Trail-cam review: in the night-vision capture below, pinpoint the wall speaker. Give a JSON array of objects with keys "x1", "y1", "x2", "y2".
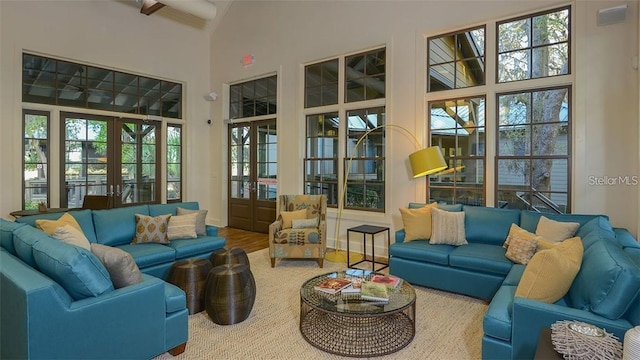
[{"x1": 598, "y1": 4, "x2": 627, "y2": 26}]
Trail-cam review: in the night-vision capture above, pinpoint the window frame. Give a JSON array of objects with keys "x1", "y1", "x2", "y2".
[
  {"x1": 166, "y1": 123, "x2": 182, "y2": 203},
  {"x1": 22, "y1": 109, "x2": 50, "y2": 210}
]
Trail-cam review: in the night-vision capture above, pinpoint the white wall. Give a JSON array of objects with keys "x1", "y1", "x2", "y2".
[
  {"x1": 210, "y1": 0, "x2": 639, "y2": 252},
  {"x1": 0, "y1": 1, "x2": 217, "y2": 222}
]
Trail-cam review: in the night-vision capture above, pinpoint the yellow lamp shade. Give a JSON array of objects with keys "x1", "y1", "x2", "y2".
[{"x1": 409, "y1": 146, "x2": 447, "y2": 178}]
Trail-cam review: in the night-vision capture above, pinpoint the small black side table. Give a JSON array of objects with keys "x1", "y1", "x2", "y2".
[{"x1": 347, "y1": 224, "x2": 390, "y2": 272}]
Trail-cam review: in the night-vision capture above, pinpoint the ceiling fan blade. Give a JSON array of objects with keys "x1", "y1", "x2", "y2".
[{"x1": 140, "y1": 0, "x2": 165, "y2": 16}]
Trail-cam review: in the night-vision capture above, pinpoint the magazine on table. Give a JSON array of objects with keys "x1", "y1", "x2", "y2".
[
  {"x1": 360, "y1": 280, "x2": 389, "y2": 302},
  {"x1": 369, "y1": 274, "x2": 403, "y2": 290},
  {"x1": 314, "y1": 278, "x2": 353, "y2": 294}
]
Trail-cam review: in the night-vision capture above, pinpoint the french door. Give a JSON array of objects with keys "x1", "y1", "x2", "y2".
[
  {"x1": 228, "y1": 120, "x2": 277, "y2": 233},
  {"x1": 60, "y1": 112, "x2": 160, "y2": 208}
]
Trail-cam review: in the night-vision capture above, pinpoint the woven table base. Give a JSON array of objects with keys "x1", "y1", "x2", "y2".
[{"x1": 300, "y1": 309, "x2": 415, "y2": 357}]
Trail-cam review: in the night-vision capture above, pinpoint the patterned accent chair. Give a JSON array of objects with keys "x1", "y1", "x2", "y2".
[{"x1": 269, "y1": 194, "x2": 326, "y2": 268}]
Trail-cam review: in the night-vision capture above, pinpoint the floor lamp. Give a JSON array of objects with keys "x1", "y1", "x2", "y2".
[{"x1": 325, "y1": 124, "x2": 448, "y2": 263}]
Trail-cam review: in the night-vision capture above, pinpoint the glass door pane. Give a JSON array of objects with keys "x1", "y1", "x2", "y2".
[
  {"x1": 230, "y1": 125, "x2": 251, "y2": 199},
  {"x1": 257, "y1": 122, "x2": 277, "y2": 201},
  {"x1": 118, "y1": 121, "x2": 158, "y2": 205}
]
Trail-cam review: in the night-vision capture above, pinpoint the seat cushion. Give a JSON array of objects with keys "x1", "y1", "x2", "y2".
[
  {"x1": 165, "y1": 282, "x2": 187, "y2": 313},
  {"x1": 389, "y1": 241, "x2": 454, "y2": 265},
  {"x1": 165, "y1": 236, "x2": 226, "y2": 260},
  {"x1": 115, "y1": 243, "x2": 176, "y2": 268},
  {"x1": 449, "y1": 243, "x2": 512, "y2": 275}
]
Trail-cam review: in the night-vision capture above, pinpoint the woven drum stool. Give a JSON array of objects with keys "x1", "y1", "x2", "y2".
[
  {"x1": 209, "y1": 247, "x2": 250, "y2": 269},
  {"x1": 204, "y1": 263, "x2": 256, "y2": 325},
  {"x1": 166, "y1": 258, "x2": 212, "y2": 314}
]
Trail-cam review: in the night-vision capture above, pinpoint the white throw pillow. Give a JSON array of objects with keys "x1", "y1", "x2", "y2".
[
  {"x1": 52, "y1": 224, "x2": 91, "y2": 250},
  {"x1": 535, "y1": 216, "x2": 579, "y2": 243},
  {"x1": 291, "y1": 218, "x2": 318, "y2": 229},
  {"x1": 177, "y1": 207, "x2": 208, "y2": 236},
  {"x1": 429, "y1": 208, "x2": 467, "y2": 246},
  {"x1": 90, "y1": 243, "x2": 144, "y2": 289},
  {"x1": 167, "y1": 212, "x2": 198, "y2": 240}
]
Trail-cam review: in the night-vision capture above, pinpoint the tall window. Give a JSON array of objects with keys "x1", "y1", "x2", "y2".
[
  {"x1": 429, "y1": 97, "x2": 485, "y2": 205},
  {"x1": 427, "y1": 6, "x2": 571, "y2": 212},
  {"x1": 167, "y1": 124, "x2": 182, "y2": 202},
  {"x1": 23, "y1": 110, "x2": 50, "y2": 209},
  {"x1": 304, "y1": 48, "x2": 386, "y2": 211}
]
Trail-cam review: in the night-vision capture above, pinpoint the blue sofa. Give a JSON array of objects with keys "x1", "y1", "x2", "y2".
[
  {"x1": 389, "y1": 203, "x2": 640, "y2": 359},
  {"x1": 0, "y1": 202, "x2": 226, "y2": 359}
]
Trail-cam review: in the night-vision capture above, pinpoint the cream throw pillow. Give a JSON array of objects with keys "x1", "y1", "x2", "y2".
[
  {"x1": 280, "y1": 209, "x2": 307, "y2": 229},
  {"x1": 52, "y1": 224, "x2": 91, "y2": 250},
  {"x1": 429, "y1": 208, "x2": 467, "y2": 246},
  {"x1": 167, "y1": 212, "x2": 198, "y2": 240},
  {"x1": 176, "y1": 207, "x2": 208, "y2": 236},
  {"x1": 36, "y1": 213, "x2": 82, "y2": 235},
  {"x1": 132, "y1": 214, "x2": 171, "y2": 244},
  {"x1": 535, "y1": 216, "x2": 579, "y2": 243},
  {"x1": 291, "y1": 218, "x2": 319, "y2": 229},
  {"x1": 399, "y1": 203, "x2": 438, "y2": 242},
  {"x1": 515, "y1": 236, "x2": 583, "y2": 303}
]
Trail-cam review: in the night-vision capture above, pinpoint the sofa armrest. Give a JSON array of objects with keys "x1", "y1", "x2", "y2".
[
  {"x1": 512, "y1": 297, "x2": 632, "y2": 360},
  {"x1": 395, "y1": 229, "x2": 406, "y2": 244},
  {"x1": 206, "y1": 224, "x2": 219, "y2": 237}
]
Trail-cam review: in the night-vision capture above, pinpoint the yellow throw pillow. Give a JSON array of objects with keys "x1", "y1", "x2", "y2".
[
  {"x1": 280, "y1": 209, "x2": 308, "y2": 229},
  {"x1": 503, "y1": 223, "x2": 538, "y2": 248},
  {"x1": 399, "y1": 203, "x2": 438, "y2": 242},
  {"x1": 535, "y1": 216, "x2": 579, "y2": 243},
  {"x1": 36, "y1": 213, "x2": 82, "y2": 235},
  {"x1": 515, "y1": 237, "x2": 583, "y2": 303},
  {"x1": 505, "y1": 234, "x2": 538, "y2": 265}
]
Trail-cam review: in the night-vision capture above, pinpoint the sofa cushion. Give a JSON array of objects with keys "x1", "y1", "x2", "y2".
[
  {"x1": 115, "y1": 243, "x2": 176, "y2": 268},
  {"x1": 32, "y1": 236, "x2": 113, "y2": 300},
  {"x1": 52, "y1": 224, "x2": 91, "y2": 250},
  {"x1": 165, "y1": 236, "x2": 226, "y2": 260},
  {"x1": 148, "y1": 201, "x2": 199, "y2": 216},
  {"x1": 535, "y1": 216, "x2": 579, "y2": 243},
  {"x1": 389, "y1": 240, "x2": 454, "y2": 265},
  {"x1": 165, "y1": 282, "x2": 187, "y2": 313},
  {"x1": 1, "y1": 218, "x2": 25, "y2": 255},
  {"x1": 568, "y1": 240, "x2": 640, "y2": 320},
  {"x1": 15, "y1": 209, "x2": 97, "y2": 243},
  {"x1": 132, "y1": 214, "x2": 171, "y2": 244},
  {"x1": 519, "y1": 211, "x2": 607, "y2": 234},
  {"x1": 167, "y1": 213, "x2": 198, "y2": 240},
  {"x1": 464, "y1": 206, "x2": 520, "y2": 246},
  {"x1": 574, "y1": 217, "x2": 616, "y2": 249},
  {"x1": 399, "y1": 203, "x2": 438, "y2": 241},
  {"x1": 430, "y1": 208, "x2": 467, "y2": 246},
  {"x1": 449, "y1": 243, "x2": 512, "y2": 275},
  {"x1": 13, "y1": 225, "x2": 55, "y2": 268},
  {"x1": 90, "y1": 243, "x2": 143, "y2": 289},
  {"x1": 483, "y1": 285, "x2": 516, "y2": 341},
  {"x1": 516, "y1": 237, "x2": 583, "y2": 303},
  {"x1": 93, "y1": 205, "x2": 149, "y2": 246},
  {"x1": 177, "y1": 207, "x2": 208, "y2": 236}
]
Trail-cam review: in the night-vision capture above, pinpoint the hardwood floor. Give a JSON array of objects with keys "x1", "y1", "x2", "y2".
[{"x1": 217, "y1": 227, "x2": 269, "y2": 254}]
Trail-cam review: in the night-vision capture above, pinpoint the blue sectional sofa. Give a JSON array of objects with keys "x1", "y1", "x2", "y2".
[
  {"x1": 0, "y1": 202, "x2": 226, "y2": 359},
  {"x1": 389, "y1": 203, "x2": 640, "y2": 360}
]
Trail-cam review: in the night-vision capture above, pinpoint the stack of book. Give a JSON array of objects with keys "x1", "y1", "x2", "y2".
[
  {"x1": 360, "y1": 281, "x2": 390, "y2": 303},
  {"x1": 369, "y1": 274, "x2": 402, "y2": 290},
  {"x1": 314, "y1": 277, "x2": 352, "y2": 294}
]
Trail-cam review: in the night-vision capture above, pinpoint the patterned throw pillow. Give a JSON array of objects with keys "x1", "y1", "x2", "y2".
[
  {"x1": 505, "y1": 234, "x2": 538, "y2": 264},
  {"x1": 429, "y1": 208, "x2": 467, "y2": 246},
  {"x1": 132, "y1": 214, "x2": 170, "y2": 244},
  {"x1": 167, "y1": 213, "x2": 198, "y2": 240}
]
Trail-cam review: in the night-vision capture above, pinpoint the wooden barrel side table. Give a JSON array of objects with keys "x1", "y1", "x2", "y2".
[
  {"x1": 209, "y1": 247, "x2": 250, "y2": 269},
  {"x1": 166, "y1": 258, "x2": 213, "y2": 315},
  {"x1": 204, "y1": 263, "x2": 256, "y2": 325}
]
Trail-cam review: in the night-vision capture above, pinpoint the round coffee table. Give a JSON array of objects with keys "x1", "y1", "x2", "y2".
[{"x1": 299, "y1": 271, "x2": 416, "y2": 357}]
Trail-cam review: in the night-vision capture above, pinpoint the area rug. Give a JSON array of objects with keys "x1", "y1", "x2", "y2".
[{"x1": 154, "y1": 249, "x2": 487, "y2": 359}]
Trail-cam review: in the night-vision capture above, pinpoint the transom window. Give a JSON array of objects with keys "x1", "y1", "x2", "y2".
[{"x1": 428, "y1": 26, "x2": 485, "y2": 92}]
